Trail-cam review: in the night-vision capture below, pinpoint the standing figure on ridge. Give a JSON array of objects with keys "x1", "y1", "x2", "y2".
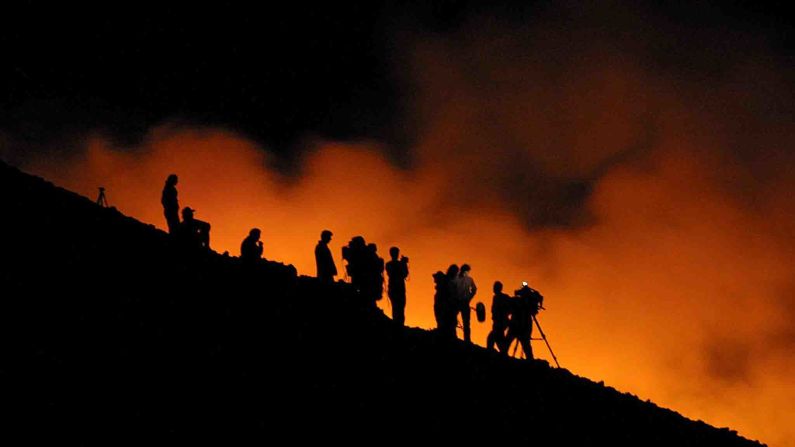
[
  {"x1": 240, "y1": 228, "x2": 264, "y2": 263},
  {"x1": 315, "y1": 229, "x2": 337, "y2": 283},
  {"x1": 432, "y1": 271, "x2": 448, "y2": 333},
  {"x1": 486, "y1": 281, "x2": 511, "y2": 354},
  {"x1": 455, "y1": 264, "x2": 477, "y2": 343},
  {"x1": 365, "y1": 243, "x2": 385, "y2": 306},
  {"x1": 433, "y1": 264, "x2": 459, "y2": 339},
  {"x1": 161, "y1": 174, "x2": 180, "y2": 234},
  {"x1": 385, "y1": 246, "x2": 409, "y2": 326},
  {"x1": 506, "y1": 282, "x2": 543, "y2": 360}
]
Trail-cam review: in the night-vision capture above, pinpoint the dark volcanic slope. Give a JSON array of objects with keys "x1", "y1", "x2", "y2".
[{"x1": 0, "y1": 160, "x2": 763, "y2": 446}]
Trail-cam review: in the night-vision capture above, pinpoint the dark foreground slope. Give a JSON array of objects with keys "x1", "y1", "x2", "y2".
[{"x1": 0, "y1": 161, "x2": 763, "y2": 446}]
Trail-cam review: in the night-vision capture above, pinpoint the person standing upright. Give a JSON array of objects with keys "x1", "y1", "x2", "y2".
[
  {"x1": 455, "y1": 264, "x2": 477, "y2": 343},
  {"x1": 315, "y1": 229, "x2": 337, "y2": 283},
  {"x1": 486, "y1": 281, "x2": 511, "y2": 354},
  {"x1": 161, "y1": 174, "x2": 180, "y2": 234},
  {"x1": 385, "y1": 246, "x2": 409, "y2": 326}
]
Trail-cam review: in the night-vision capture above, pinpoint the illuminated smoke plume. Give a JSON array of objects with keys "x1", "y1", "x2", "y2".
[{"x1": 3, "y1": 3, "x2": 795, "y2": 446}]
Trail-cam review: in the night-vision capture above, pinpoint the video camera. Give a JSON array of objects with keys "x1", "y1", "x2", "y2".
[
  {"x1": 515, "y1": 281, "x2": 544, "y2": 313},
  {"x1": 341, "y1": 236, "x2": 366, "y2": 262}
]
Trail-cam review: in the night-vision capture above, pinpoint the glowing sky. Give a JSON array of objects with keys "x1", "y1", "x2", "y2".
[{"x1": 3, "y1": 3, "x2": 794, "y2": 445}]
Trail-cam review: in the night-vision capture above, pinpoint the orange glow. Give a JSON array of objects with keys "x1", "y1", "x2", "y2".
[
  {"x1": 21, "y1": 125, "x2": 794, "y2": 446},
  {"x1": 14, "y1": 26, "x2": 795, "y2": 446}
]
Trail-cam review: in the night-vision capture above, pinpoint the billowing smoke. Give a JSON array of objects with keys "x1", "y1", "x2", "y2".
[{"x1": 3, "y1": 2, "x2": 795, "y2": 445}]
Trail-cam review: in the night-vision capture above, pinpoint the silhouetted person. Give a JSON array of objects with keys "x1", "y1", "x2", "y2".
[
  {"x1": 342, "y1": 236, "x2": 382, "y2": 306},
  {"x1": 315, "y1": 230, "x2": 337, "y2": 283},
  {"x1": 240, "y1": 228, "x2": 263, "y2": 263},
  {"x1": 455, "y1": 264, "x2": 477, "y2": 343},
  {"x1": 486, "y1": 281, "x2": 511, "y2": 354},
  {"x1": 161, "y1": 174, "x2": 180, "y2": 234},
  {"x1": 506, "y1": 283, "x2": 542, "y2": 360},
  {"x1": 433, "y1": 264, "x2": 459, "y2": 338},
  {"x1": 385, "y1": 246, "x2": 409, "y2": 326},
  {"x1": 364, "y1": 243, "x2": 385, "y2": 305},
  {"x1": 178, "y1": 207, "x2": 211, "y2": 250},
  {"x1": 433, "y1": 271, "x2": 448, "y2": 333}
]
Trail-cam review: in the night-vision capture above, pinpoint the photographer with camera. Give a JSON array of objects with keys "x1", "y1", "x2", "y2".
[
  {"x1": 385, "y1": 246, "x2": 409, "y2": 326},
  {"x1": 341, "y1": 236, "x2": 384, "y2": 307},
  {"x1": 506, "y1": 281, "x2": 543, "y2": 360},
  {"x1": 341, "y1": 235, "x2": 366, "y2": 287}
]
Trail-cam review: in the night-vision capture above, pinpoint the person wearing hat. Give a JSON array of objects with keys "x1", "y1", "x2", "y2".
[
  {"x1": 179, "y1": 206, "x2": 211, "y2": 250},
  {"x1": 315, "y1": 229, "x2": 337, "y2": 283}
]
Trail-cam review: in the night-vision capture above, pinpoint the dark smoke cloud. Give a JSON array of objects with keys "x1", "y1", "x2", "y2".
[
  {"x1": 0, "y1": 3, "x2": 397, "y2": 158},
  {"x1": 704, "y1": 337, "x2": 753, "y2": 384},
  {"x1": 384, "y1": 1, "x2": 795, "y2": 230}
]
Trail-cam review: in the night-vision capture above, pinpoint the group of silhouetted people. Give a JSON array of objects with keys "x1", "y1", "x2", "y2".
[
  {"x1": 432, "y1": 264, "x2": 478, "y2": 342},
  {"x1": 341, "y1": 236, "x2": 385, "y2": 306},
  {"x1": 161, "y1": 174, "x2": 211, "y2": 251},
  {"x1": 160, "y1": 174, "x2": 548, "y2": 354},
  {"x1": 486, "y1": 281, "x2": 543, "y2": 359},
  {"x1": 313, "y1": 230, "x2": 410, "y2": 326}
]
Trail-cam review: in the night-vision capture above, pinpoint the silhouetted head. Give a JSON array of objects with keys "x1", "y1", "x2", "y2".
[
  {"x1": 493, "y1": 281, "x2": 503, "y2": 293},
  {"x1": 460, "y1": 264, "x2": 471, "y2": 276},
  {"x1": 166, "y1": 174, "x2": 178, "y2": 186},
  {"x1": 351, "y1": 236, "x2": 365, "y2": 247},
  {"x1": 321, "y1": 230, "x2": 333, "y2": 243},
  {"x1": 389, "y1": 246, "x2": 399, "y2": 260},
  {"x1": 446, "y1": 264, "x2": 459, "y2": 278},
  {"x1": 249, "y1": 228, "x2": 261, "y2": 240},
  {"x1": 368, "y1": 243, "x2": 377, "y2": 253},
  {"x1": 182, "y1": 207, "x2": 195, "y2": 219}
]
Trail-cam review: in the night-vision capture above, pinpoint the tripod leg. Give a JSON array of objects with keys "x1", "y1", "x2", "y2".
[{"x1": 532, "y1": 315, "x2": 560, "y2": 368}]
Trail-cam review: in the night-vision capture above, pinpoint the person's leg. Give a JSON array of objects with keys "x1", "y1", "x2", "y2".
[
  {"x1": 521, "y1": 337, "x2": 534, "y2": 360},
  {"x1": 487, "y1": 328, "x2": 496, "y2": 350},
  {"x1": 165, "y1": 210, "x2": 179, "y2": 234},
  {"x1": 461, "y1": 304, "x2": 471, "y2": 342},
  {"x1": 395, "y1": 294, "x2": 405, "y2": 326},
  {"x1": 522, "y1": 326, "x2": 534, "y2": 360},
  {"x1": 496, "y1": 324, "x2": 509, "y2": 354}
]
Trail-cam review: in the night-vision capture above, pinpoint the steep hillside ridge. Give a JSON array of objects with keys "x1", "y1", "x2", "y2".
[{"x1": 0, "y1": 160, "x2": 763, "y2": 445}]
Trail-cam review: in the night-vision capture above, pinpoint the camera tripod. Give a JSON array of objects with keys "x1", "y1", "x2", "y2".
[
  {"x1": 96, "y1": 187, "x2": 108, "y2": 207},
  {"x1": 510, "y1": 313, "x2": 560, "y2": 368}
]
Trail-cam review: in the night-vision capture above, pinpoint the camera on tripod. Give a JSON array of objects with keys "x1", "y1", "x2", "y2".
[{"x1": 515, "y1": 281, "x2": 544, "y2": 315}]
